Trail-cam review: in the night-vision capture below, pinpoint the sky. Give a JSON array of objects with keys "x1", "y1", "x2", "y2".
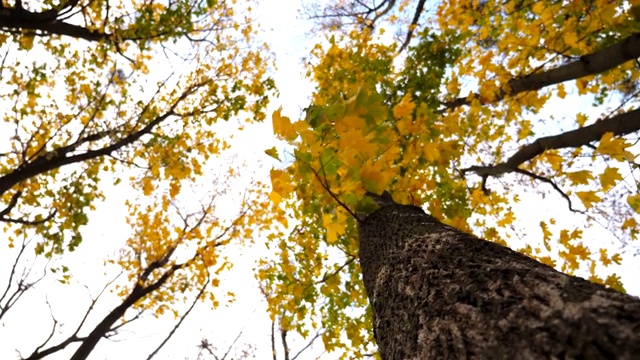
[{"x1": 1, "y1": 0, "x2": 639, "y2": 359}]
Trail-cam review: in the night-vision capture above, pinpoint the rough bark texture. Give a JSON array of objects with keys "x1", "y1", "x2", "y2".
[{"x1": 358, "y1": 202, "x2": 640, "y2": 360}]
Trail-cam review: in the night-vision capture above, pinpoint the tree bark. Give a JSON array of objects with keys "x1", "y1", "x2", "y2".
[{"x1": 357, "y1": 201, "x2": 640, "y2": 360}]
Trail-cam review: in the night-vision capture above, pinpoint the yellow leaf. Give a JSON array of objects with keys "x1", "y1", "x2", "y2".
[
  {"x1": 272, "y1": 108, "x2": 296, "y2": 141},
  {"x1": 604, "y1": 274, "x2": 625, "y2": 293},
  {"x1": 611, "y1": 253, "x2": 622, "y2": 265},
  {"x1": 566, "y1": 170, "x2": 593, "y2": 185},
  {"x1": 264, "y1": 146, "x2": 280, "y2": 161},
  {"x1": 359, "y1": 162, "x2": 392, "y2": 195},
  {"x1": 599, "y1": 248, "x2": 611, "y2": 266},
  {"x1": 322, "y1": 214, "x2": 344, "y2": 244},
  {"x1": 141, "y1": 176, "x2": 154, "y2": 196},
  {"x1": 19, "y1": 34, "x2": 35, "y2": 50},
  {"x1": 470, "y1": 188, "x2": 488, "y2": 207},
  {"x1": 292, "y1": 283, "x2": 303, "y2": 298},
  {"x1": 393, "y1": 94, "x2": 415, "y2": 119},
  {"x1": 544, "y1": 152, "x2": 563, "y2": 172},
  {"x1": 169, "y1": 181, "x2": 180, "y2": 198},
  {"x1": 497, "y1": 210, "x2": 515, "y2": 227},
  {"x1": 564, "y1": 32, "x2": 578, "y2": 48},
  {"x1": 540, "y1": 221, "x2": 552, "y2": 242},
  {"x1": 270, "y1": 169, "x2": 292, "y2": 200},
  {"x1": 538, "y1": 256, "x2": 556, "y2": 268},
  {"x1": 269, "y1": 191, "x2": 282, "y2": 204},
  {"x1": 576, "y1": 78, "x2": 589, "y2": 94},
  {"x1": 556, "y1": 84, "x2": 566, "y2": 99},
  {"x1": 622, "y1": 217, "x2": 637, "y2": 230},
  {"x1": 572, "y1": 243, "x2": 590, "y2": 260},
  {"x1": 599, "y1": 166, "x2": 622, "y2": 191},
  {"x1": 596, "y1": 132, "x2": 633, "y2": 161},
  {"x1": 576, "y1": 191, "x2": 600, "y2": 209},
  {"x1": 627, "y1": 194, "x2": 640, "y2": 212},
  {"x1": 532, "y1": 1, "x2": 544, "y2": 14},
  {"x1": 449, "y1": 216, "x2": 469, "y2": 231},
  {"x1": 423, "y1": 142, "x2": 441, "y2": 163}
]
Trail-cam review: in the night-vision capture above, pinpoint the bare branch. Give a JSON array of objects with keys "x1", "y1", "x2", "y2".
[
  {"x1": 1, "y1": 209, "x2": 57, "y2": 225},
  {"x1": 0, "y1": 191, "x2": 20, "y2": 218},
  {"x1": 220, "y1": 316, "x2": 248, "y2": 360},
  {"x1": 68, "y1": 261, "x2": 184, "y2": 360},
  {"x1": 290, "y1": 329, "x2": 324, "y2": 360},
  {"x1": 270, "y1": 316, "x2": 277, "y2": 360},
  {"x1": 398, "y1": 0, "x2": 426, "y2": 53},
  {"x1": 281, "y1": 326, "x2": 290, "y2": 360},
  {"x1": 513, "y1": 168, "x2": 583, "y2": 213},
  {"x1": 146, "y1": 276, "x2": 211, "y2": 360},
  {"x1": 0, "y1": 236, "x2": 48, "y2": 322}
]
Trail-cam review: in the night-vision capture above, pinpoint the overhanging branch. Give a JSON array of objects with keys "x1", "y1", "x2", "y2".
[
  {"x1": 442, "y1": 32, "x2": 640, "y2": 110},
  {"x1": 0, "y1": 2, "x2": 110, "y2": 42},
  {"x1": 0, "y1": 79, "x2": 210, "y2": 198},
  {"x1": 461, "y1": 107, "x2": 640, "y2": 179}
]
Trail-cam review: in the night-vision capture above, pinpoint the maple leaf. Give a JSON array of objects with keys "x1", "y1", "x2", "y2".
[
  {"x1": 265, "y1": 147, "x2": 281, "y2": 161},
  {"x1": 323, "y1": 214, "x2": 345, "y2": 244},
  {"x1": 627, "y1": 194, "x2": 640, "y2": 213},
  {"x1": 566, "y1": 170, "x2": 593, "y2": 185},
  {"x1": 596, "y1": 132, "x2": 634, "y2": 162},
  {"x1": 272, "y1": 108, "x2": 297, "y2": 141},
  {"x1": 577, "y1": 191, "x2": 601, "y2": 209},
  {"x1": 599, "y1": 166, "x2": 622, "y2": 191},
  {"x1": 393, "y1": 94, "x2": 415, "y2": 119}
]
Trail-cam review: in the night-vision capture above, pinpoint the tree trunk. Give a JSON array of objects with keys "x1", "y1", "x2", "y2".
[{"x1": 357, "y1": 202, "x2": 640, "y2": 360}]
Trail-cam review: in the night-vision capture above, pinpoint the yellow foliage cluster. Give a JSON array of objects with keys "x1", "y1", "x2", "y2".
[
  {"x1": 0, "y1": 0, "x2": 276, "y2": 340},
  {"x1": 261, "y1": 0, "x2": 640, "y2": 356}
]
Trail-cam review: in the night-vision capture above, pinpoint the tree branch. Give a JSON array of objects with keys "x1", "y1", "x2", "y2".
[
  {"x1": 442, "y1": 32, "x2": 640, "y2": 110},
  {"x1": 513, "y1": 168, "x2": 582, "y2": 213},
  {"x1": 68, "y1": 262, "x2": 184, "y2": 360},
  {"x1": 0, "y1": 6, "x2": 109, "y2": 41},
  {"x1": 280, "y1": 321, "x2": 290, "y2": 360},
  {"x1": 0, "y1": 79, "x2": 210, "y2": 197},
  {"x1": 398, "y1": 0, "x2": 426, "y2": 53},
  {"x1": 461, "y1": 107, "x2": 640, "y2": 179},
  {"x1": 146, "y1": 276, "x2": 211, "y2": 360}
]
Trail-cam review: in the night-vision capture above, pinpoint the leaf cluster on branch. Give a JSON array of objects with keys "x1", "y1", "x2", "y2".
[
  {"x1": 263, "y1": 0, "x2": 640, "y2": 357},
  {"x1": 1, "y1": 0, "x2": 277, "y2": 358}
]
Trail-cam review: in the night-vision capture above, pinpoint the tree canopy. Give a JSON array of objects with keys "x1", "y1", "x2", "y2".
[
  {"x1": 1, "y1": 0, "x2": 639, "y2": 358},
  {"x1": 261, "y1": 0, "x2": 640, "y2": 357},
  {"x1": 1, "y1": 0, "x2": 276, "y2": 358}
]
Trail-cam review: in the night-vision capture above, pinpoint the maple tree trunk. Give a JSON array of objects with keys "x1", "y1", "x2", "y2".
[{"x1": 357, "y1": 203, "x2": 640, "y2": 360}]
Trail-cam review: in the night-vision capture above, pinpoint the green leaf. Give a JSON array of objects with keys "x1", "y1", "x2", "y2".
[{"x1": 265, "y1": 146, "x2": 281, "y2": 161}]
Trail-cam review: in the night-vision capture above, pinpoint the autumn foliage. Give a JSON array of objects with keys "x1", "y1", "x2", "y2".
[
  {"x1": 1, "y1": 0, "x2": 639, "y2": 358},
  {"x1": 261, "y1": 0, "x2": 640, "y2": 357},
  {"x1": 1, "y1": 0, "x2": 275, "y2": 358}
]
